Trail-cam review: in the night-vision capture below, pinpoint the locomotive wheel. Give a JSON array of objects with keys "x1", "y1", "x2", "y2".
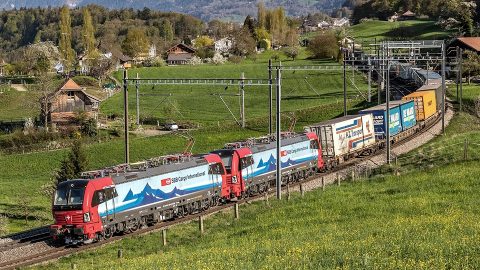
[{"x1": 103, "y1": 227, "x2": 113, "y2": 239}]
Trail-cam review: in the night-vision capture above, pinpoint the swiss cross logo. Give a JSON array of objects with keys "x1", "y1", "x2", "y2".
[
  {"x1": 161, "y1": 178, "x2": 172, "y2": 186},
  {"x1": 281, "y1": 150, "x2": 287, "y2": 157}
]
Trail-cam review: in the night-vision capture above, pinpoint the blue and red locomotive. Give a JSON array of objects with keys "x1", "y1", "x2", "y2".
[{"x1": 50, "y1": 132, "x2": 322, "y2": 244}]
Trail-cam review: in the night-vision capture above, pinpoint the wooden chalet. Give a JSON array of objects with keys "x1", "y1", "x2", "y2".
[
  {"x1": 44, "y1": 78, "x2": 101, "y2": 126},
  {"x1": 166, "y1": 43, "x2": 196, "y2": 65},
  {"x1": 448, "y1": 37, "x2": 480, "y2": 55}
]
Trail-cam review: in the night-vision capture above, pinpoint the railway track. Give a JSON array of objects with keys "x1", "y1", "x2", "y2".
[{"x1": 0, "y1": 107, "x2": 452, "y2": 270}]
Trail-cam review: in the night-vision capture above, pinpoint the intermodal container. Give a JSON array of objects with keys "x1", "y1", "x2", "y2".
[
  {"x1": 402, "y1": 90, "x2": 437, "y2": 121},
  {"x1": 358, "y1": 103, "x2": 402, "y2": 140},
  {"x1": 390, "y1": 100, "x2": 417, "y2": 131},
  {"x1": 417, "y1": 83, "x2": 443, "y2": 111},
  {"x1": 304, "y1": 114, "x2": 376, "y2": 159}
]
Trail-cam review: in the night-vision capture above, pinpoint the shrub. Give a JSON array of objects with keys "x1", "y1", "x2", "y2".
[
  {"x1": 307, "y1": 31, "x2": 340, "y2": 60},
  {"x1": 258, "y1": 39, "x2": 271, "y2": 50},
  {"x1": 80, "y1": 118, "x2": 98, "y2": 137},
  {"x1": 212, "y1": 53, "x2": 227, "y2": 65},
  {"x1": 188, "y1": 56, "x2": 203, "y2": 65},
  {"x1": 229, "y1": 55, "x2": 243, "y2": 64}
]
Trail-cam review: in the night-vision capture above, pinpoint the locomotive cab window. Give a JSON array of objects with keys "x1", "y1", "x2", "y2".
[
  {"x1": 240, "y1": 156, "x2": 254, "y2": 170},
  {"x1": 92, "y1": 187, "x2": 118, "y2": 207},
  {"x1": 209, "y1": 163, "x2": 225, "y2": 175},
  {"x1": 310, "y1": 139, "x2": 320, "y2": 150},
  {"x1": 53, "y1": 180, "x2": 88, "y2": 210}
]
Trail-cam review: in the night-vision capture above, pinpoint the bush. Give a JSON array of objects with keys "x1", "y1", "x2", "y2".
[
  {"x1": 80, "y1": 118, "x2": 98, "y2": 137},
  {"x1": 212, "y1": 53, "x2": 227, "y2": 65},
  {"x1": 229, "y1": 55, "x2": 243, "y2": 64},
  {"x1": 258, "y1": 39, "x2": 271, "y2": 50},
  {"x1": 283, "y1": 46, "x2": 299, "y2": 61},
  {"x1": 188, "y1": 56, "x2": 203, "y2": 65},
  {"x1": 307, "y1": 31, "x2": 340, "y2": 60}
]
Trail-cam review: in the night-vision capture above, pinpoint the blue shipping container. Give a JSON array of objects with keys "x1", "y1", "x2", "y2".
[
  {"x1": 358, "y1": 103, "x2": 402, "y2": 140},
  {"x1": 391, "y1": 100, "x2": 416, "y2": 131}
]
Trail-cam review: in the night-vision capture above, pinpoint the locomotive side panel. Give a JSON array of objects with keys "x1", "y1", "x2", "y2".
[{"x1": 99, "y1": 164, "x2": 221, "y2": 223}]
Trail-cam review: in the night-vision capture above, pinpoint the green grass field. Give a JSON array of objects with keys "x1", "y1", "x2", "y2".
[
  {"x1": 350, "y1": 20, "x2": 451, "y2": 41},
  {"x1": 447, "y1": 83, "x2": 480, "y2": 113},
  {"x1": 0, "y1": 87, "x2": 38, "y2": 121},
  {"x1": 101, "y1": 50, "x2": 370, "y2": 126}
]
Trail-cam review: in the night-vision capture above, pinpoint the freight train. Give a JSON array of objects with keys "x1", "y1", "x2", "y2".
[{"x1": 50, "y1": 70, "x2": 444, "y2": 245}]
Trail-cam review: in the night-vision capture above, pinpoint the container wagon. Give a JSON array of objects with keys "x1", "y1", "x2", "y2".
[
  {"x1": 304, "y1": 114, "x2": 376, "y2": 169},
  {"x1": 402, "y1": 90, "x2": 438, "y2": 126},
  {"x1": 358, "y1": 103, "x2": 402, "y2": 141},
  {"x1": 417, "y1": 83, "x2": 444, "y2": 112}
]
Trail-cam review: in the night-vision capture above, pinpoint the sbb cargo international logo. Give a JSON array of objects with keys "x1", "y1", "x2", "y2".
[
  {"x1": 281, "y1": 150, "x2": 287, "y2": 157},
  {"x1": 161, "y1": 178, "x2": 172, "y2": 186}
]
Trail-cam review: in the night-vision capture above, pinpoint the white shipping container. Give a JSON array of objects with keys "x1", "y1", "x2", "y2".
[{"x1": 305, "y1": 114, "x2": 376, "y2": 159}]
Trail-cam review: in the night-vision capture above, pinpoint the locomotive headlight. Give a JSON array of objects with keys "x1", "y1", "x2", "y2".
[{"x1": 83, "y1": 212, "x2": 91, "y2": 223}]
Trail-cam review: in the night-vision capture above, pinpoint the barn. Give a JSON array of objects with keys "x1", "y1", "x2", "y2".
[{"x1": 43, "y1": 78, "x2": 101, "y2": 126}]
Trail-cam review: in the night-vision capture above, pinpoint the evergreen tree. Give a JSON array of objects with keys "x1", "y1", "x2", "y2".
[
  {"x1": 81, "y1": 7, "x2": 97, "y2": 58},
  {"x1": 162, "y1": 19, "x2": 174, "y2": 43},
  {"x1": 56, "y1": 139, "x2": 88, "y2": 182},
  {"x1": 59, "y1": 6, "x2": 75, "y2": 71}
]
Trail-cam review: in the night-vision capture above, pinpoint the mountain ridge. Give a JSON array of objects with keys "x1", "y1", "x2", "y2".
[{"x1": 0, "y1": 0, "x2": 345, "y2": 21}]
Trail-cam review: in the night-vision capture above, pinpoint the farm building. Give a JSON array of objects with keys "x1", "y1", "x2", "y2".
[
  {"x1": 399, "y1": 10, "x2": 416, "y2": 20},
  {"x1": 166, "y1": 43, "x2": 196, "y2": 65},
  {"x1": 448, "y1": 37, "x2": 480, "y2": 55},
  {"x1": 43, "y1": 78, "x2": 101, "y2": 126}
]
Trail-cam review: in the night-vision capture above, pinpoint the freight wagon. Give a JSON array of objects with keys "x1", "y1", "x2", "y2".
[
  {"x1": 402, "y1": 90, "x2": 438, "y2": 125},
  {"x1": 417, "y1": 83, "x2": 444, "y2": 112},
  {"x1": 304, "y1": 114, "x2": 376, "y2": 169},
  {"x1": 358, "y1": 104, "x2": 402, "y2": 140}
]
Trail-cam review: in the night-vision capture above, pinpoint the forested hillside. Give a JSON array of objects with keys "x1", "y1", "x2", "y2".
[
  {"x1": 0, "y1": 0, "x2": 344, "y2": 21},
  {"x1": 345, "y1": 0, "x2": 479, "y2": 36},
  {"x1": 0, "y1": 6, "x2": 205, "y2": 58}
]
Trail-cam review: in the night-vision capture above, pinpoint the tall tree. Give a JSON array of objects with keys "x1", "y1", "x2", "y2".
[
  {"x1": 122, "y1": 28, "x2": 150, "y2": 58},
  {"x1": 81, "y1": 7, "x2": 97, "y2": 57},
  {"x1": 257, "y1": 1, "x2": 267, "y2": 29},
  {"x1": 162, "y1": 19, "x2": 174, "y2": 43},
  {"x1": 59, "y1": 6, "x2": 75, "y2": 71}
]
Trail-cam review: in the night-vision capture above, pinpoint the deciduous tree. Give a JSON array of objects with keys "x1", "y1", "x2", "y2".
[
  {"x1": 59, "y1": 6, "x2": 75, "y2": 71},
  {"x1": 122, "y1": 28, "x2": 150, "y2": 58}
]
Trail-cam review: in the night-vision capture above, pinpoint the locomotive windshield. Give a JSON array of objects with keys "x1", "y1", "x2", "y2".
[{"x1": 53, "y1": 180, "x2": 88, "y2": 210}]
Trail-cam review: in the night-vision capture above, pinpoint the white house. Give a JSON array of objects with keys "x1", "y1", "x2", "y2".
[
  {"x1": 333, "y1": 18, "x2": 350, "y2": 28},
  {"x1": 318, "y1": 21, "x2": 331, "y2": 29},
  {"x1": 148, "y1": 44, "x2": 157, "y2": 58},
  {"x1": 214, "y1": 37, "x2": 233, "y2": 53}
]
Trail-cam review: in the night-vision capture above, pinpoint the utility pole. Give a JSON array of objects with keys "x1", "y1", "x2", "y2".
[
  {"x1": 123, "y1": 69, "x2": 129, "y2": 164},
  {"x1": 276, "y1": 62, "x2": 282, "y2": 200},
  {"x1": 456, "y1": 46, "x2": 459, "y2": 102},
  {"x1": 386, "y1": 43, "x2": 391, "y2": 165},
  {"x1": 459, "y1": 48, "x2": 463, "y2": 112},
  {"x1": 343, "y1": 49, "x2": 347, "y2": 116},
  {"x1": 268, "y1": 59, "x2": 273, "y2": 134},
  {"x1": 368, "y1": 57, "x2": 372, "y2": 103},
  {"x1": 441, "y1": 42, "x2": 446, "y2": 134},
  {"x1": 136, "y1": 73, "x2": 140, "y2": 126},
  {"x1": 240, "y1": 72, "x2": 245, "y2": 128}
]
